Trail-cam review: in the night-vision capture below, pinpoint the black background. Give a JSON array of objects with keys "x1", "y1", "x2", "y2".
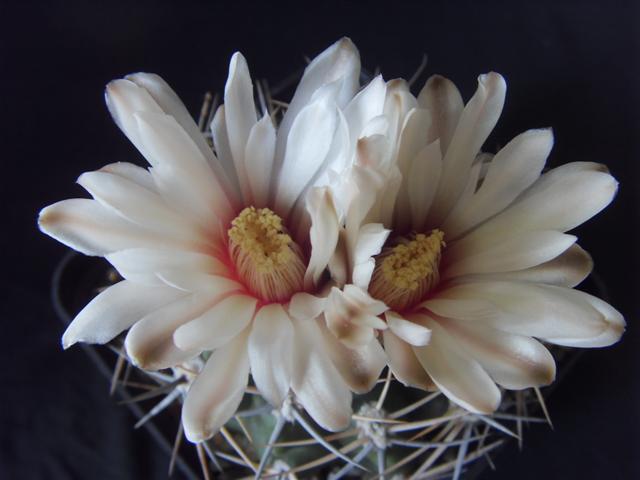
[{"x1": 2, "y1": 1, "x2": 639, "y2": 478}]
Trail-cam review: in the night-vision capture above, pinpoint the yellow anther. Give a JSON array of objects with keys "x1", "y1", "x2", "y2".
[
  {"x1": 228, "y1": 207, "x2": 305, "y2": 302},
  {"x1": 369, "y1": 230, "x2": 445, "y2": 311}
]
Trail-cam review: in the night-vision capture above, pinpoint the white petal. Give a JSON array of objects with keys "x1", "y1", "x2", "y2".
[
  {"x1": 99, "y1": 162, "x2": 157, "y2": 192},
  {"x1": 351, "y1": 223, "x2": 390, "y2": 289},
  {"x1": 444, "y1": 230, "x2": 577, "y2": 278},
  {"x1": 244, "y1": 114, "x2": 276, "y2": 207},
  {"x1": 62, "y1": 280, "x2": 185, "y2": 348},
  {"x1": 211, "y1": 105, "x2": 241, "y2": 194},
  {"x1": 443, "y1": 129, "x2": 553, "y2": 238},
  {"x1": 39, "y1": 199, "x2": 188, "y2": 256},
  {"x1": 174, "y1": 294, "x2": 257, "y2": 351},
  {"x1": 436, "y1": 281, "x2": 612, "y2": 344},
  {"x1": 304, "y1": 187, "x2": 340, "y2": 288},
  {"x1": 457, "y1": 166, "x2": 618, "y2": 253},
  {"x1": 291, "y1": 317, "x2": 352, "y2": 431},
  {"x1": 430, "y1": 72, "x2": 507, "y2": 224},
  {"x1": 77, "y1": 170, "x2": 197, "y2": 236},
  {"x1": 106, "y1": 248, "x2": 227, "y2": 286},
  {"x1": 135, "y1": 111, "x2": 234, "y2": 226},
  {"x1": 383, "y1": 330, "x2": 435, "y2": 390},
  {"x1": 417, "y1": 74, "x2": 464, "y2": 153},
  {"x1": 343, "y1": 75, "x2": 387, "y2": 149},
  {"x1": 105, "y1": 79, "x2": 163, "y2": 157},
  {"x1": 249, "y1": 304, "x2": 293, "y2": 406},
  {"x1": 413, "y1": 319, "x2": 501, "y2": 414},
  {"x1": 384, "y1": 79, "x2": 418, "y2": 148},
  {"x1": 275, "y1": 97, "x2": 338, "y2": 218},
  {"x1": 275, "y1": 38, "x2": 360, "y2": 166},
  {"x1": 289, "y1": 292, "x2": 328, "y2": 320},
  {"x1": 434, "y1": 317, "x2": 556, "y2": 389},
  {"x1": 157, "y1": 271, "x2": 240, "y2": 293},
  {"x1": 125, "y1": 73, "x2": 232, "y2": 186},
  {"x1": 182, "y1": 330, "x2": 250, "y2": 442},
  {"x1": 453, "y1": 244, "x2": 593, "y2": 287},
  {"x1": 320, "y1": 320, "x2": 386, "y2": 394},
  {"x1": 224, "y1": 52, "x2": 258, "y2": 202},
  {"x1": 407, "y1": 140, "x2": 442, "y2": 231},
  {"x1": 386, "y1": 312, "x2": 432, "y2": 347},
  {"x1": 124, "y1": 292, "x2": 217, "y2": 370}
]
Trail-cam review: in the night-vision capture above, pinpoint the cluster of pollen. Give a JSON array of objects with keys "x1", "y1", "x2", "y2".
[
  {"x1": 369, "y1": 230, "x2": 445, "y2": 312},
  {"x1": 228, "y1": 206, "x2": 305, "y2": 302}
]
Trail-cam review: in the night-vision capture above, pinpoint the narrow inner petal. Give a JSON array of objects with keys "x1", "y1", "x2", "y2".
[
  {"x1": 228, "y1": 206, "x2": 305, "y2": 302},
  {"x1": 369, "y1": 230, "x2": 445, "y2": 311}
]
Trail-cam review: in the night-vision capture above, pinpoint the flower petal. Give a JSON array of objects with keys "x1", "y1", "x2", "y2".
[
  {"x1": 275, "y1": 37, "x2": 360, "y2": 166},
  {"x1": 417, "y1": 74, "x2": 464, "y2": 153},
  {"x1": 62, "y1": 280, "x2": 185, "y2": 349},
  {"x1": 383, "y1": 330, "x2": 435, "y2": 390},
  {"x1": 182, "y1": 329, "x2": 250, "y2": 442},
  {"x1": 444, "y1": 230, "x2": 577, "y2": 278},
  {"x1": 39, "y1": 199, "x2": 186, "y2": 256},
  {"x1": 386, "y1": 312, "x2": 432, "y2": 347},
  {"x1": 224, "y1": 52, "x2": 258, "y2": 202},
  {"x1": 413, "y1": 319, "x2": 501, "y2": 414},
  {"x1": 174, "y1": 294, "x2": 257, "y2": 352},
  {"x1": 211, "y1": 105, "x2": 241, "y2": 194},
  {"x1": 430, "y1": 72, "x2": 507, "y2": 224},
  {"x1": 99, "y1": 162, "x2": 157, "y2": 192},
  {"x1": 244, "y1": 114, "x2": 276, "y2": 207},
  {"x1": 319, "y1": 320, "x2": 386, "y2": 394},
  {"x1": 125, "y1": 292, "x2": 218, "y2": 370},
  {"x1": 434, "y1": 317, "x2": 556, "y2": 390},
  {"x1": 289, "y1": 292, "x2": 328, "y2": 320},
  {"x1": 343, "y1": 75, "x2": 387, "y2": 149},
  {"x1": 291, "y1": 317, "x2": 352, "y2": 431},
  {"x1": 249, "y1": 304, "x2": 293, "y2": 406},
  {"x1": 408, "y1": 140, "x2": 442, "y2": 231},
  {"x1": 351, "y1": 223, "x2": 390, "y2": 289},
  {"x1": 304, "y1": 187, "x2": 340, "y2": 289},
  {"x1": 443, "y1": 129, "x2": 553, "y2": 238}
]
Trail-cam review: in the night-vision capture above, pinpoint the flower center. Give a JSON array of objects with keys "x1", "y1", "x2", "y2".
[
  {"x1": 228, "y1": 206, "x2": 305, "y2": 302},
  {"x1": 369, "y1": 230, "x2": 445, "y2": 312}
]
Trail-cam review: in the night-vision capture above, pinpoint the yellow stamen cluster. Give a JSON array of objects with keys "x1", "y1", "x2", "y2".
[
  {"x1": 369, "y1": 230, "x2": 445, "y2": 312},
  {"x1": 228, "y1": 207, "x2": 305, "y2": 302}
]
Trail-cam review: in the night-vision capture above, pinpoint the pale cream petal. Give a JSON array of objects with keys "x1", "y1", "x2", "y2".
[
  {"x1": 453, "y1": 244, "x2": 593, "y2": 287},
  {"x1": 456, "y1": 166, "x2": 618, "y2": 253},
  {"x1": 125, "y1": 72, "x2": 232, "y2": 188},
  {"x1": 244, "y1": 114, "x2": 276, "y2": 207},
  {"x1": 413, "y1": 319, "x2": 501, "y2": 414},
  {"x1": 182, "y1": 329, "x2": 250, "y2": 442},
  {"x1": 291, "y1": 317, "x2": 352, "y2": 431},
  {"x1": 210, "y1": 105, "x2": 241, "y2": 194},
  {"x1": 383, "y1": 79, "x2": 418, "y2": 149},
  {"x1": 106, "y1": 248, "x2": 227, "y2": 286},
  {"x1": 275, "y1": 96, "x2": 338, "y2": 218},
  {"x1": 420, "y1": 297, "x2": 500, "y2": 322},
  {"x1": 99, "y1": 162, "x2": 157, "y2": 192},
  {"x1": 289, "y1": 292, "x2": 328, "y2": 320},
  {"x1": 444, "y1": 230, "x2": 577, "y2": 279},
  {"x1": 174, "y1": 294, "x2": 257, "y2": 351},
  {"x1": 436, "y1": 281, "x2": 612, "y2": 343},
  {"x1": 62, "y1": 280, "x2": 185, "y2": 349},
  {"x1": 417, "y1": 74, "x2": 464, "y2": 153},
  {"x1": 343, "y1": 75, "x2": 387, "y2": 149},
  {"x1": 430, "y1": 72, "x2": 507, "y2": 224},
  {"x1": 77, "y1": 171, "x2": 197, "y2": 236},
  {"x1": 351, "y1": 223, "x2": 390, "y2": 290},
  {"x1": 386, "y1": 312, "x2": 432, "y2": 347},
  {"x1": 319, "y1": 319, "x2": 386, "y2": 394},
  {"x1": 276, "y1": 38, "x2": 360, "y2": 166},
  {"x1": 224, "y1": 52, "x2": 258, "y2": 202},
  {"x1": 157, "y1": 271, "x2": 241, "y2": 293},
  {"x1": 248, "y1": 304, "x2": 293, "y2": 406},
  {"x1": 304, "y1": 187, "x2": 340, "y2": 289},
  {"x1": 443, "y1": 129, "x2": 553, "y2": 238},
  {"x1": 434, "y1": 317, "x2": 556, "y2": 390},
  {"x1": 383, "y1": 330, "x2": 436, "y2": 390},
  {"x1": 124, "y1": 292, "x2": 217, "y2": 370},
  {"x1": 39, "y1": 199, "x2": 189, "y2": 256},
  {"x1": 135, "y1": 111, "x2": 234, "y2": 226},
  {"x1": 408, "y1": 140, "x2": 442, "y2": 231}
]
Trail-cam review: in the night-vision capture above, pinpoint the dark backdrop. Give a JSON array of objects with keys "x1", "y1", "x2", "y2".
[{"x1": 2, "y1": 1, "x2": 638, "y2": 479}]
